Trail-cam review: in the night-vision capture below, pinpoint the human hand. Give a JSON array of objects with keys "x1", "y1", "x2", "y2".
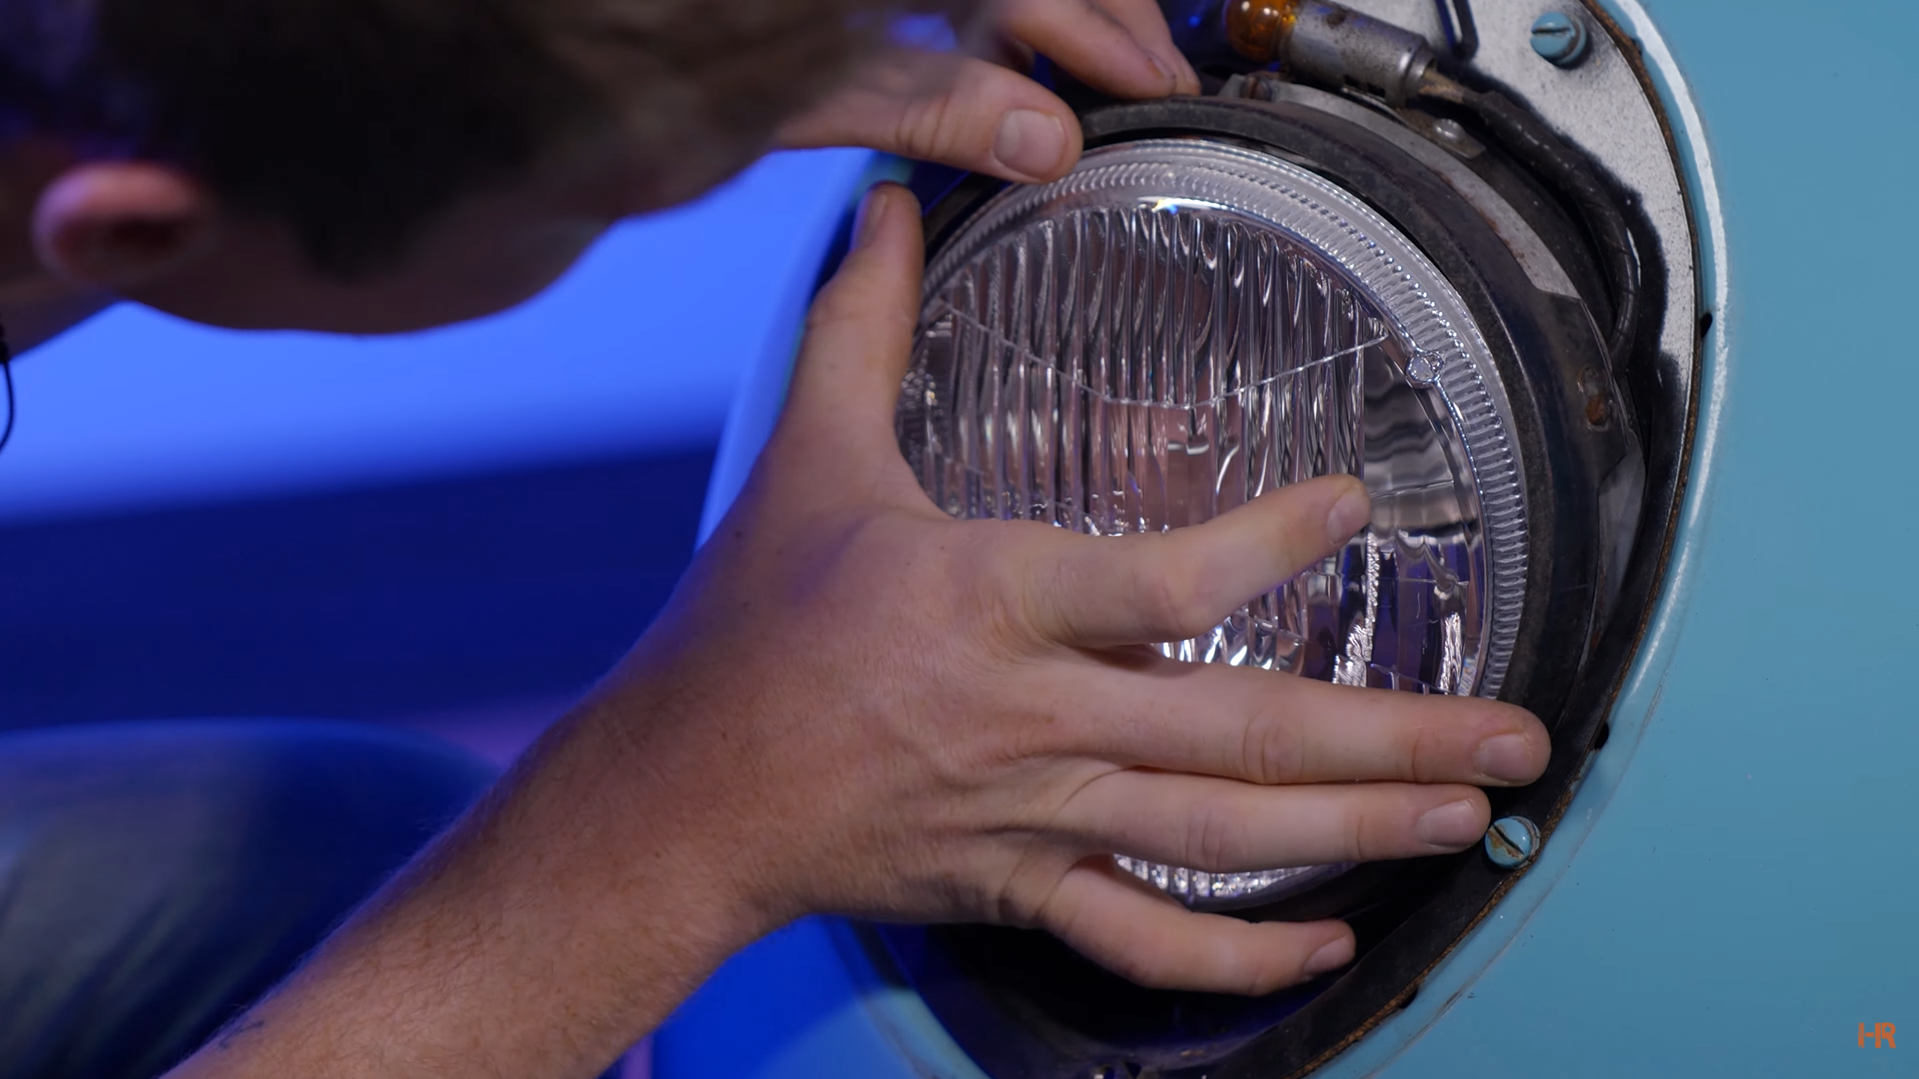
[
  {"x1": 157, "y1": 181, "x2": 1550, "y2": 1079},
  {"x1": 594, "y1": 182, "x2": 1551, "y2": 995},
  {"x1": 775, "y1": 0, "x2": 1202, "y2": 184}
]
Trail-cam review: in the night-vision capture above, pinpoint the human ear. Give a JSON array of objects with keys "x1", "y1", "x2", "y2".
[{"x1": 31, "y1": 162, "x2": 219, "y2": 290}]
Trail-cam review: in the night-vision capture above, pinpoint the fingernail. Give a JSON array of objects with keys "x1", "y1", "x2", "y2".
[
  {"x1": 1325, "y1": 486, "x2": 1372, "y2": 546},
  {"x1": 993, "y1": 109, "x2": 1068, "y2": 179},
  {"x1": 1145, "y1": 49, "x2": 1178, "y2": 88},
  {"x1": 1474, "y1": 733, "x2": 1539, "y2": 784},
  {"x1": 1415, "y1": 799, "x2": 1485, "y2": 849},
  {"x1": 1148, "y1": 50, "x2": 1194, "y2": 93},
  {"x1": 852, "y1": 185, "x2": 891, "y2": 251},
  {"x1": 1303, "y1": 934, "x2": 1354, "y2": 976}
]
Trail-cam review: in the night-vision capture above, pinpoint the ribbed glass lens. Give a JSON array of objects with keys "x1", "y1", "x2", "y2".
[{"x1": 897, "y1": 140, "x2": 1527, "y2": 910}]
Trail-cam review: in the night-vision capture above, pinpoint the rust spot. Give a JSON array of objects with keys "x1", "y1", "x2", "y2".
[{"x1": 1579, "y1": 364, "x2": 1613, "y2": 429}]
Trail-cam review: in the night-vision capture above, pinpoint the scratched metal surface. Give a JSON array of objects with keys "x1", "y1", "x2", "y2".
[{"x1": 656, "y1": 0, "x2": 1919, "y2": 1074}]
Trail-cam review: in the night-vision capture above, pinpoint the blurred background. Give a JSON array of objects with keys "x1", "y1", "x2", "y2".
[{"x1": 0, "y1": 147, "x2": 869, "y2": 768}]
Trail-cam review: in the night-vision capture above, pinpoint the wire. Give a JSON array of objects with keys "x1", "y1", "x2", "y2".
[
  {"x1": 1417, "y1": 70, "x2": 1643, "y2": 371},
  {"x1": 0, "y1": 316, "x2": 13, "y2": 457},
  {"x1": 0, "y1": 355, "x2": 13, "y2": 457}
]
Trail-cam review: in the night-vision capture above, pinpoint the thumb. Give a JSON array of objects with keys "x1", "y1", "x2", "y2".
[{"x1": 773, "y1": 182, "x2": 924, "y2": 462}]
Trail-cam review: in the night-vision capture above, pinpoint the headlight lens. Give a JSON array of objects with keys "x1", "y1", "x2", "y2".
[{"x1": 897, "y1": 139, "x2": 1529, "y2": 909}]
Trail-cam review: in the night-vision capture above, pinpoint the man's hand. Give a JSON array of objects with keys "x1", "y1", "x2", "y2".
[
  {"x1": 777, "y1": 0, "x2": 1203, "y2": 183},
  {"x1": 167, "y1": 183, "x2": 1548, "y2": 1079}
]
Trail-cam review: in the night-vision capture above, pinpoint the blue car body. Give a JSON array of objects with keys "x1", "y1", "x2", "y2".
[{"x1": 658, "y1": 0, "x2": 1919, "y2": 1074}]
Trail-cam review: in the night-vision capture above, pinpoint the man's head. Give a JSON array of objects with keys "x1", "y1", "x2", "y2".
[{"x1": 0, "y1": 0, "x2": 980, "y2": 334}]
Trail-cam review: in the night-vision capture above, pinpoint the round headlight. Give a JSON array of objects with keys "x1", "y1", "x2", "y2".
[{"x1": 898, "y1": 138, "x2": 1528, "y2": 909}]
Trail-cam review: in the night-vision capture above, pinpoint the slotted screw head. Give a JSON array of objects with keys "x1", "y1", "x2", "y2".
[
  {"x1": 1530, "y1": 11, "x2": 1590, "y2": 67},
  {"x1": 1485, "y1": 815, "x2": 1541, "y2": 868}
]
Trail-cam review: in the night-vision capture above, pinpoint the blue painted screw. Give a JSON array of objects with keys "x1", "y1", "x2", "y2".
[
  {"x1": 1529, "y1": 11, "x2": 1590, "y2": 68},
  {"x1": 1484, "y1": 815, "x2": 1541, "y2": 868}
]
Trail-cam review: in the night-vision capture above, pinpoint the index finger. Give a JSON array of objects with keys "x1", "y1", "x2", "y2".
[
  {"x1": 1000, "y1": 0, "x2": 1202, "y2": 98},
  {"x1": 776, "y1": 51, "x2": 1084, "y2": 184},
  {"x1": 1022, "y1": 475, "x2": 1371, "y2": 648}
]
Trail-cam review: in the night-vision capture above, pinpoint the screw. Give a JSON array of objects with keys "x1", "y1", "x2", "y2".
[
  {"x1": 1529, "y1": 11, "x2": 1590, "y2": 68},
  {"x1": 1484, "y1": 815, "x2": 1540, "y2": 868}
]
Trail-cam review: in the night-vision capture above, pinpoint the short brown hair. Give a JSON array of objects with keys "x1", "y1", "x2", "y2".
[{"x1": 0, "y1": 0, "x2": 976, "y2": 277}]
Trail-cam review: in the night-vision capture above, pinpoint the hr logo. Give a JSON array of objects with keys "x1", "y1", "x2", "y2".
[{"x1": 1858, "y1": 1023, "x2": 1897, "y2": 1048}]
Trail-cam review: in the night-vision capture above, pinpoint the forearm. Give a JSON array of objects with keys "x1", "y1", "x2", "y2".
[{"x1": 165, "y1": 700, "x2": 765, "y2": 1079}]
